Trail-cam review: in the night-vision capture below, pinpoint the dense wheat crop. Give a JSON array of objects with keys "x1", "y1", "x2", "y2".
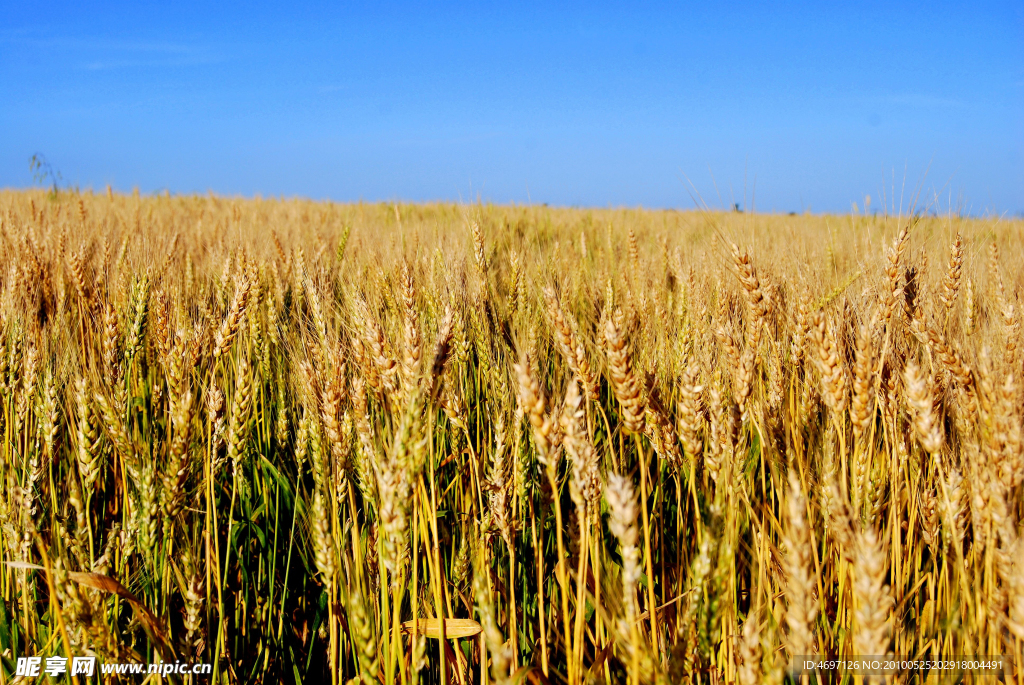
[{"x1": 0, "y1": 189, "x2": 1022, "y2": 684}]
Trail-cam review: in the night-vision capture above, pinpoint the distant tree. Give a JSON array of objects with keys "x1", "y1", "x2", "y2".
[{"x1": 29, "y1": 153, "x2": 64, "y2": 197}]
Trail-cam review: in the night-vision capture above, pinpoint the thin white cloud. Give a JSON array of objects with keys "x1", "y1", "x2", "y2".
[
  {"x1": 79, "y1": 54, "x2": 220, "y2": 70},
  {"x1": 883, "y1": 93, "x2": 968, "y2": 108},
  {"x1": 0, "y1": 29, "x2": 222, "y2": 69}
]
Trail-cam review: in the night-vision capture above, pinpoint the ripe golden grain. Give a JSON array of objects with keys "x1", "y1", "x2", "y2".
[{"x1": 0, "y1": 190, "x2": 1021, "y2": 684}]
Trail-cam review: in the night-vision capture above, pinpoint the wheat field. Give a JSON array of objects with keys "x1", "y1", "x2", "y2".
[{"x1": 0, "y1": 189, "x2": 1022, "y2": 683}]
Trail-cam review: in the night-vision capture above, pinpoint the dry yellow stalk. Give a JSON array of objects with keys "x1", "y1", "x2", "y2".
[{"x1": 604, "y1": 309, "x2": 646, "y2": 433}]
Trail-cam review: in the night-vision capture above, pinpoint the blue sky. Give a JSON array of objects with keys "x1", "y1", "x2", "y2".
[{"x1": 2, "y1": 1, "x2": 1021, "y2": 214}]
